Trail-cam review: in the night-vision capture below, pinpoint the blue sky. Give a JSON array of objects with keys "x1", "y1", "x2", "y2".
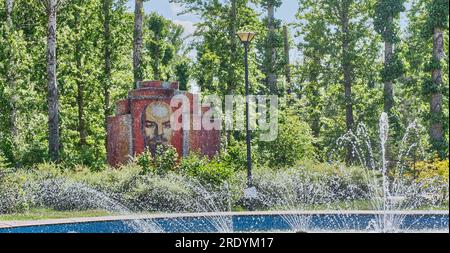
[
  {"x1": 125, "y1": 1, "x2": 301, "y2": 61},
  {"x1": 125, "y1": 1, "x2": 410, "y2": 63},
  {"x1": 125, "y1": 1, "x2": 300, "y2": 33}
]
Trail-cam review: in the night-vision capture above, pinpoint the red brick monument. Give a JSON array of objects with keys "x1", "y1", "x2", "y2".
[{"x1": 107, "y1": 80, "x2": 221, "y2": 167}]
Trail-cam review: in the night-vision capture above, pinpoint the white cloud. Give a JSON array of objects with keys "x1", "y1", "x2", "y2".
[
  {"x1": 173, "y1": 19, "x2": 196, "y2": 37},
  {"x1": 169, "y1": 2, "x2": 184, "y2": 15}
]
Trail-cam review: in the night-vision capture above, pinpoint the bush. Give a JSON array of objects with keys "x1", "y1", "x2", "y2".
[
  {"x1": 0, "y1": 151, "x2": 10, "y2": 171},
  {"x1": 126, "y1": 173, "x2": 194, "y2": 212},
  {"x1": 180, "y1": 153, "x2": 234, "y2": 185},
  {"x1": 220, "y1": 137, "x2": 258, "y2": 171},
  {"x1": 136, "y1": 146, "x2": 179, "y2": 175},
  {"x1": 153, "y1": 146, "x2": 179, "y2": 175},
  {"x1": 410, "y1": 158, "x2": 449, "y2": 203},
  {"x1": 258, "y1": 112, "x2": 315, "y2": 168},
  {"x1": 233, "y1": 162, "x2": 372, "y2": 210},
  {"x1": 0, "y1": 172, "x2": 30, "y2": 214}
]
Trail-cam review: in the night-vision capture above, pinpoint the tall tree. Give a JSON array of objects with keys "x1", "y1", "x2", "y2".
[
  {"x1": 41, "y1": 0, "x2": 64, "y2": 162},
  {"x1": 374, "y1": 0, "x2": 405, "y2": 115},
  {"x1": 171, "y1": 0, "x2": 263, "y2": 96},
  {"x1": 145, "y1": 12, "x2": 183, "y2": 81},
  {"x1": 133, "y1": 0, "x2": 145, "y2": 85},
  {"x1": 296, "y1": 0, "x2": 380, "y2": 162},
  {"x1": 260, "y1": 0, "x2": 282, "y2": 95},
  {"x1": 4, "y1": 0, "x2": 17, "y2": 143},
  {"x1": 374, "y1": 0, "x2": 405, "y2": 167},
  {"x1": 424, "y1": 0, "x2": 449, "y2": 158},
  {"x1": 5, "y1": 0, "x2": 13, "y2": 27},
  {"x1": 73, "y1": 0, "x2": 87, "y2": 147},
  {"x1": 102, "y1": 0, "x2": 112, "y2": 149},
  {"x1": 283, "y1": 25, "x2": 291, "y2": 91}
]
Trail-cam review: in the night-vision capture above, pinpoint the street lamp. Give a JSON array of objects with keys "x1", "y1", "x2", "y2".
[{"x1": 237, "y1": 31, "x2": 256, "y2": 190}]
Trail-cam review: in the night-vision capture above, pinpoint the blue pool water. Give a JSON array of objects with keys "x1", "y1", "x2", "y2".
[{"x1": 1, "y1": 213, "x2": 448, "y2": 233}]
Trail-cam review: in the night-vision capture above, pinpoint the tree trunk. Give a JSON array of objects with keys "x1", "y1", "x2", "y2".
[
  {"x1": 384, "y1": 16, "x2": 394, "y2": 114},
  {"x1": 133, "y1": 0, "x2": 144, "y2": 86},
  {"x1": 46, "y1": 0, "x2": 60, "y2": 162},
  {"x1": 310, "y1": 64, "x2": 320, "y2": 138},
  {"x1": 152, "y1": 33, "x2": 161, "y2": 80},
  {"x1": 383, "y1": 16, "x2": 394, "y2": 168},
  {"x1": 283, "y1": 25, "x2": 291, "y2": 93},
  {"x1": 384, "y1": 42, "x2": 394, "y2": 113},
  {"x1": 226, "y1": 0, "x2": 237, "y2": 145},
  {"x1": 74, "y1": 10, "x2": 86, "y2": 147},
  {"x1": 267, "y1": 3, "x2": 277, "y2": 95},
  {"x1": 341, "y1": 2, "x2": 354, "y2": 162},
  {"x1": 5, "y1": 0, "x2": 17, "y2": 143},
  {"x1": 5, "y1": 0, "x2": 13, "y2": 27},
  {"x1": 75, "y1": 49, "x2": 86, "y2": 146},
  {"x1": 230, "y1": 0, "x2": 237, "y2": 61},
  {"x1": 102, "y1": 0, "x2": 112, "y2": 150},
  {"x1": 430, "y1": 27, "x2": 444, "y2": 153},
  {"x1": 342, "y1": 16, "x2": 353, "y2": 132}
]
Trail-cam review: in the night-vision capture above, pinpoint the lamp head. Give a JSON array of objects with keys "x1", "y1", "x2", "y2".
[{"x1": 236, "y1": 31, "x2": 256, "y2": 43}]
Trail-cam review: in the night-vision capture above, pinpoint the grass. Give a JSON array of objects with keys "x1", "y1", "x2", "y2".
[{"x1": 0, "y1": 208, "x2": 112, "y2": 221}]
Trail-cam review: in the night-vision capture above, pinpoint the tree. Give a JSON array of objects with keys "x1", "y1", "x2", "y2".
[
  {"x1": 374, "y1": 0, "x2": 405, "y2": 167},
  {"x1": 40, "y1": 0, "x2": 65, "y2": 162},
  {"x1": 4, "y1": 0, "x2": 17, "y2": 150},
  {"x1": 175, "y1": 60, "x2": 190, "y2": 91},
  {"x1": 283, "y1": 25, "x2": 291, "y2": 91},
  {"x1": 145, "y1": 12, "x2": 181, "y2": 80},
  {"x1": 296, "y1": 0, "x2": 380, "y2": 162},
  {"x1": 423, "y1": 0, "x2": 449, "y2": 158},
  {"x1": 374, "y1": 0, "x2": 405, "y2": 115},
  {"x1": 133, "y1": 0, "x2": 145, "y2": 85},
  {"x1": 102, "y1": 0, "x2": 112, "y2": 149},
  {"x1": 260, "y1": 0, "x2": 283, "y2": 95},
  {"x1": 172, "y1": 0, "x2": 263, "y2": 96}
]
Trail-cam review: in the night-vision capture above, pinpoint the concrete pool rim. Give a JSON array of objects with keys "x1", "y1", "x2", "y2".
[{"x1": 1, "y1": 210, "x2": 448, "y2": 229}]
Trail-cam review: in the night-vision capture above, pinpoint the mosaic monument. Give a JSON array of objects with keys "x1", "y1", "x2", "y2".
[{"x1": 107, "y1": 80, "x2": 220, "y2": 167}]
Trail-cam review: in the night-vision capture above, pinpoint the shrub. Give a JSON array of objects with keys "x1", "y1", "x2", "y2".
[
  {"x1": 258, "y1": 112, "x2": 315, "y2": 168},
  {"x1": 410, "y1": 158, "x2": 449, "y2": 203},
  {"x1": 0, "y1": 151, "x2": 10, "y2": 171},
  {"x1": 126, "y1": 173, "x2": 194, "y2": 212},
  {"x1": 136, "y1": 149, "x2": 154, "y2": 175},
  {"x1": 179, "y1": 153, "x2": 208, "y2": 173},
  {"x1": 180, "y1": 153, "x2": 234, "y2": 185},
  {"x1": 234, "y1": 163, "x2": 372, "y2": 210},
  {"x1": 153, "y1": 145, "x2": 179, "y2": 175},
  {"x1": 136, "y1": 146, "x2": 179, "y2": 175},
  {"x1": 0, "y1": 172, "x2": 30, "y2": 214},
  {"x1": 220, "y1": 137, "x2": 257, "y2": 171}
]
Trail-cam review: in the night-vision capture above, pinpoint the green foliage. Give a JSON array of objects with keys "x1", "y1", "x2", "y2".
[
  {"x1": 136, "y1": 149, "x2": 154, "y2": 175},
  {"x1": 136, "y1": 146, "x2": 179, "y2": 176},
  {"x1": 153, "y1": 145, "x2": 179, "y2": 175},
  {"x1": 424, "y1": 0, "x2": 449, "y2": 36},
  {"x1": 259, "y1": 0, "x2": 283, "y2": 9},
  {"x1": 180, "y1": 153, "x2": 236, "y2": 185},
  {"x1": 0, "y1": 151, "x2": 10, "y2": 171},
  {"x1": 220, "y1": 137, "x2": 257, "y2": 171},
  {"x1": 381, "y1": 52, "x2": 405, "y2": 82},
  {"x1": 145, "y1": 12, "x2": 184, "y2": 80},
  {"x1": 258, "y1": 111, "x2": 315, "y2": 167},
  {"x1": 182, "y1": 158, "x2": 234, "y2": 185},
  {"x1": 175, "y1": 59, "x2": 191, "y2": 90},
  {"x1": 374, "y1": 0, "x2": 406, "y2": 43}
]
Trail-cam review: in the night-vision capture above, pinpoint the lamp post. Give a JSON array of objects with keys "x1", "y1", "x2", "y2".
[{"x1": 237, "y1": 31, "x2": 256, "y2": 189}]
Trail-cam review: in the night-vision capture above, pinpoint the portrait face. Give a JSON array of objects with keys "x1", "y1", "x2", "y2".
[{"x1": 142, "y1": 101, "x2": 173, "y2": 155}]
